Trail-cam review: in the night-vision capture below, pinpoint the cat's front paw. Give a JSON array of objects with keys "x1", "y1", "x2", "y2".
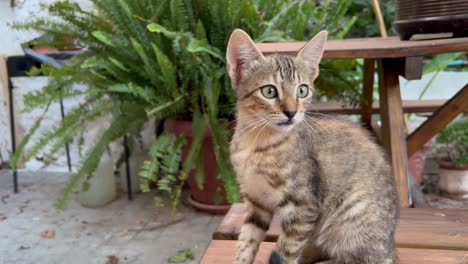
[{"x1": 269, "y1": 251, "x2": 283, "y2": 264}]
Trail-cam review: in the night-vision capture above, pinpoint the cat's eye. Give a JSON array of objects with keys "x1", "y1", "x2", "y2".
[
  {"x1": 260, "y1": 85, "x2": 277, "y2": 99},
  {"x1": 297, "y1": 85, "x2": 309, "y2": 98}
]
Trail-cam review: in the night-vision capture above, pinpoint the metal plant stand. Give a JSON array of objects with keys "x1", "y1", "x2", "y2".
[{"x1": 6, "y1": 49, "x2": 134, "y2": 200}]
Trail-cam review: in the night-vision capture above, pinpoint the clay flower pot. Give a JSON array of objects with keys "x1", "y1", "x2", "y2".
[
  {"x1": 408, "y1": 149, "x2": 426, "y2": 185},
  {"x1": 437, "y1": 160, "x2": 468, "y2": 199},
  {"x1": 408, "y1": 141, "x2": 432, "y2": 185},
  {"x1": 164, "y1": 119, "x2": 231, "y2": 214}
]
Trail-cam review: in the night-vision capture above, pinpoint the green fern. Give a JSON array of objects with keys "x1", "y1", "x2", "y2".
[
  {"x1": 12, "y1": 0, "x2": 359, "y2": 211},
  {"x1": 429, "y1": 119, "x2": 468, "y2": 167}
]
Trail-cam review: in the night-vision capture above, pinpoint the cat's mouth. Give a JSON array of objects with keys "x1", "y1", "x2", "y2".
[{"x1": 277, "y1": 120, "x2": 294, "y2": 126}]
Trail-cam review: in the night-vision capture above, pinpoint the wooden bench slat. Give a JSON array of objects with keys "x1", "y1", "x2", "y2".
[
  {"x1": 256, "y1": 37, "x2": 468, "y2": 59},
  {"x1": 201, "y1": 240, "x2": 468, "y2": 264},
  {"x1": 213, "y1": 204, "x2": 468, "y2": 251},
  {"x1": 311, "y1": 99, "x2": 459, "y2": 115}
]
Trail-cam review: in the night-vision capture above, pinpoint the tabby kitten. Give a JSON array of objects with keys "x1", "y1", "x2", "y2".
[{"x1": 227, "y1": 29, "x2": 399, "y2": 264}]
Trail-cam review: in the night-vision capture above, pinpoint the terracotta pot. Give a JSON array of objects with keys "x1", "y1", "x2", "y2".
[
  {"x1": 408, "y1": 140, "x2": 433, "y2": 185},
  {"x1": 408, "y1": 149, "x2": 426, "y2": 185},
  {"x1": 164, "y1": 119, "x2": 231, "y2": 214},
  {"x1": 437, "y1": 160, "x2": 468, "y2": 199}
]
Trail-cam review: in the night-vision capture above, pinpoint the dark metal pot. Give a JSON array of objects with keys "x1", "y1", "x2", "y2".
[{"x1": 394, "y1": 0, "x2": 468, "y2": 40}]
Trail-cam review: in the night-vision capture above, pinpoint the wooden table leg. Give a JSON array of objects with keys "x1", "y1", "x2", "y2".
[
  {"x1": 378, "y1": 58, "x2": 410, "y2": 208},
  {"x1": 361, "y1": 59, "x2": 375, "y2": 129},
  {"x1": 407, "y1": 84, "x2": 468, "y2": 157}
]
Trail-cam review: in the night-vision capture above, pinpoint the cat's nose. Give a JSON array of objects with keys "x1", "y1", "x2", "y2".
[{"x1": 283, "y1": 110, "x2": 297, "y2": 120}]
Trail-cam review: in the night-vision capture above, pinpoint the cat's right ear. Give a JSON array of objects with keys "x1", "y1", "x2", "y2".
[{"x1": 226, "y1": 29, "x2": 264, "y2": 86}]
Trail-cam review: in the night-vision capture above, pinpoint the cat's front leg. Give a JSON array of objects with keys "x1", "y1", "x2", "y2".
[
  {"x1": 271, "y1": 202, "x2": 318, "y2": 264},
  {"x1": 235, "y1": 199, "x2": 273, "y2": 264}
]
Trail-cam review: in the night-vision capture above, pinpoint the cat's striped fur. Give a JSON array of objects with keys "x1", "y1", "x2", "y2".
[{"x1": 227, "y1": 29, "x2": 399, "y2": 264}]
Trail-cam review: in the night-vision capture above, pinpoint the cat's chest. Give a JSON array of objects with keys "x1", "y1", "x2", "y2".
[{"x1": 231, "y1": 149, "x2": 288, "y2": 209}]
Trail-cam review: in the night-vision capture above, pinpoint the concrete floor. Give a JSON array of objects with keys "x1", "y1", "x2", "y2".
[{"x1": 0, "y1": 170, "x2": 222, "y2": 264}]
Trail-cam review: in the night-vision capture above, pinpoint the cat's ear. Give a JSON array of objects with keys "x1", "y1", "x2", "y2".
[
  {"x1": 226, "y1": 29, "x2": 264, "y2": 85},
  {"x1": 296, "y1": 30, "x2": 328, "y2": 80}
]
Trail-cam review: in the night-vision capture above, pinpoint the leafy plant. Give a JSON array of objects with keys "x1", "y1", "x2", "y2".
[
  {"x1": 405, "y1": 52, "x2": 464, "y2": 127},
  {"x1": 346, "y1": 0, "x2": 395, "y2": 38},
  {"x1": 428, "y1": 119, "x2": 468, "y2": 166},
  {"x1": 168, "y1": 249, "x2": 195, "y2": 263},
  {"x1": 12, "y1": 0, "x2": 359, "y2": 211}
]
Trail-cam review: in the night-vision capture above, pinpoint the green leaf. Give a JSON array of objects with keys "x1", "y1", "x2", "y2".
[
  {"x1": 423, "y1": 53, "x2": 463, "y2": 74},
  {"x1": 147, "y1": 23, "x2": 166, "y2": 33},
  {"x1": 152, "y1": 43, "x2": 178, "y2": 93},
  {"x1": 140, "y1": 180, "x2": 151, "y2": 193},
  {"x1": 180, "y1": 111, "x2": 207, "y2": 178},
  {"x1": 81, "y1": 181, "x2": 90, "y2": 192},
  {"x1": 168, "y1": 249, "x2": 195, "y2": 263},
  {"x1": 91, "y1": 31, "x2": 115, "y2": 47},
  {"x1": 154, "y1": 196, "x2": 164, "y2": 208},
  {"x1": 187, "y1": 38, "x2": 224, "y2": 61},
  {"x1": 146, "y1": 94, "x2": 187, "y2": 116},
  {"x1": 10, "y1": 103, "x2": 51, "y2": 170},
  {"x1": 108, "y1": 83, "x2": 131, "y2": 93},
  {"x1": 195, "y1": 154, "x2": 205, "y2": 190},
  {"x1": 80, "y1": 57, "x2": 99, "y2": 69},
  {"x1": 108, "y1": 57, "x2": 129, "y2": 72}
]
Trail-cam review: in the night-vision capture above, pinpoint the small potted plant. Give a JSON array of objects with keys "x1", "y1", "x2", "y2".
[{"x1": 428, "y1": 119, "x2": 468, "y2": 199}]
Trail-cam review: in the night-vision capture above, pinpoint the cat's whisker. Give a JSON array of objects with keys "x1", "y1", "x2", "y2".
[
  {"x1": 243, "y1": 121, "x2": 269, "y2": 137},
  {"x1": 304, "y1": 121, "x2": 320, "y2": 140},
  {"x1": 236, "y1": 121, "x2": 266, "y2": 137},
  {"x1": 307, "y1": 110, "x2": 333, "y2": 119},
  {"x1": 251, "y1": 121, "x2": 271, "y2": 167},
  {"x1": 301, "y1": 120, "x2": 318, "y2": 145}
]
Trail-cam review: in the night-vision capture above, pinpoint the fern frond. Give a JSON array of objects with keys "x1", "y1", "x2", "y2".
[
  {"x1": 55, "y1": 110, "x2": 145, "y2": 209},
  {"x1": 11, "y1": 103, "x2": 51, "y2": 170}
]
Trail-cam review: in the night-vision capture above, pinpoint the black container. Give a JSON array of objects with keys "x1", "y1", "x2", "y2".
[{"x1": 394, "y1": 0, "x2": 468, "y2": 40}]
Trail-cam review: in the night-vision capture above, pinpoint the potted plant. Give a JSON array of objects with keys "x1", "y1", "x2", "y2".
[
  {"x1": 428, "y1": 119, "x2": 468, "y2": 199},
  {"x1": 11, "y1": 0, "x2": 360, "y2": 213}
]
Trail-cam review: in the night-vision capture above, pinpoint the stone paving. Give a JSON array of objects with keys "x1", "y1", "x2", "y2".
[{"x1": 0, "y1": 170, "x2": 222, "y2": 264}]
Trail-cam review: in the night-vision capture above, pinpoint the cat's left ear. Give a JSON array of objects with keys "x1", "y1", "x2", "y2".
[
  {"x1": 296, "y1": 30, "x2": 328, "y2": 80},
  {"x1": 226, "y1": 29, "x2": 264, "y2": 86}
]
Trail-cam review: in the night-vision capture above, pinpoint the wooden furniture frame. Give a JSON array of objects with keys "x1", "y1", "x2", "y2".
[{"x1": 257, "y1": 36, "x2": 468, "y2": 208}]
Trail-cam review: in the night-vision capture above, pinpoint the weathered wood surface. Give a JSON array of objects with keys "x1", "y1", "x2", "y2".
[
  {"x1": 0, "y1": 57, "x2": 10, "y2": 137},
  {"x1": 201, "y1": 240, "x2": 468, "y2": 264},
  {"x1": 311, "y1": 99, "x2": 449, "y2": 115},
  {"x1": 404, "y1": 56, "x2": 423, "y2": 80},
  {"x1": 407, "y1": 84, "x2": 468, "y2": 157},
  {"x1": 361, "y1": 58, "x2": 375, "y2": 129},
  {"x1": 213, "y1": 204, "x2": 468, "y2": 251},
  {"x1": 378, "y1": 58, "x2": 410, "y2": 207},
  {"x1": 256, "y1": 37, "x2": 468, "y2": 59}
]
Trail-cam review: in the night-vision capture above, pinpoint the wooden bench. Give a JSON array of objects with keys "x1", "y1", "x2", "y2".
[
  {"x1": 202, "y1": 241, "x2": 468, "y2": 264},
  {"x1": 201, "y1": 204, "x2": 468, "y2": 263},
  {"x1": 312, "y1": 99, "x2": 459, "y2": 115}
]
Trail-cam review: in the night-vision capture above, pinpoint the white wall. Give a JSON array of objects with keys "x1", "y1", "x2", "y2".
[
  {"x1": 0, "y1": 0, "x2": 91, "y2": 168},
  {"x1": 0, "y1": 0, "x2": 158, "y2": 172}
]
